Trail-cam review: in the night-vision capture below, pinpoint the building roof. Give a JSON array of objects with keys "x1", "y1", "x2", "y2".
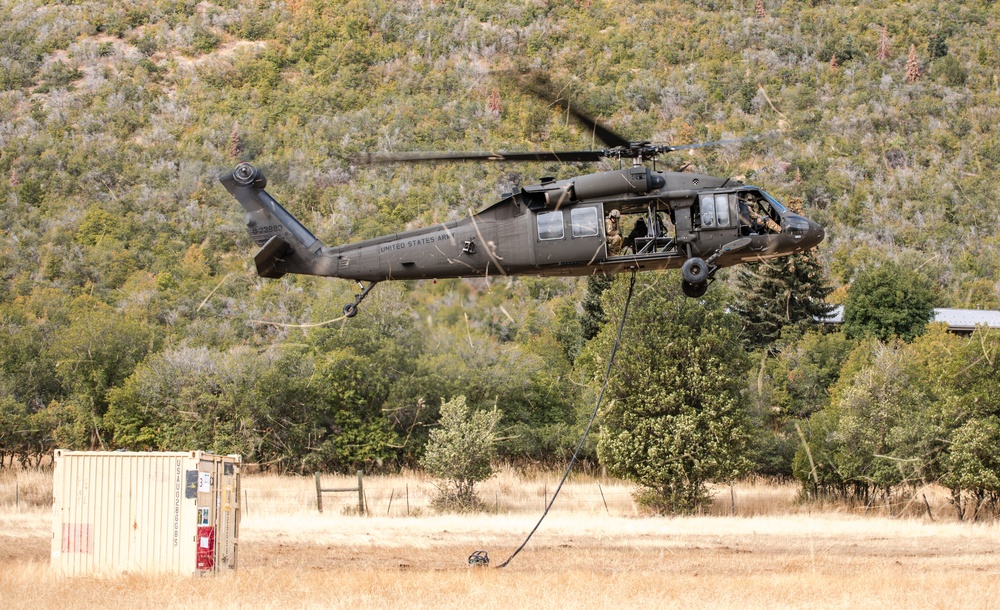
[
  {"x1": 822, "y1": 306, "x2": 1000, "y2": 333},
  {"x1": 933, "y1": 308, "x2": 1000, "y2": 332}
]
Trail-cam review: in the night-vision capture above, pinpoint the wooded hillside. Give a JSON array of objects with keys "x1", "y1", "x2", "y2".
[{"x1": 2, "y1": 0, "x2": 999, "y2": 515}]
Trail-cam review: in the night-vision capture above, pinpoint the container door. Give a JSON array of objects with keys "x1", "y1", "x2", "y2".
[
  {"x1": 195, "y1": 458, "x2": 217, "y2": 572},
  {"x1": 215, "y1": 458, "x2": 241, "y2": 570}
]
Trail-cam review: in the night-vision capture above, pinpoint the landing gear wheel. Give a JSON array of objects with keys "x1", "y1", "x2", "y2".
[
  {"x1": 682, "y1": 280, "x2": 708, "y2": 298},
  {"x1": 342, "y1": 281, "x2": 378, "y2": 318},
  {"x1": 681, "y1": 257, "x2": 710, "y2": 284}
]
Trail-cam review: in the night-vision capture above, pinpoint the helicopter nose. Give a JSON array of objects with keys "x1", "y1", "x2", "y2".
[
  {"x1": 782, "y1": 215, "x2": 825, "y2": 249},
  {"x1": 805, "y1": 218, "x2": 825, "y2": 248}
]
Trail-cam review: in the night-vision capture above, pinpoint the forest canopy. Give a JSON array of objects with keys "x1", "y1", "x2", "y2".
[{"x1": 2, "y1": 0, "x2": 1000, "y2": 515}]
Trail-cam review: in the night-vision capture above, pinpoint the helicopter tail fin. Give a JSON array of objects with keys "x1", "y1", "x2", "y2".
[{"x1": 219, "y1": 163, "x2": 327, "y2": 279}]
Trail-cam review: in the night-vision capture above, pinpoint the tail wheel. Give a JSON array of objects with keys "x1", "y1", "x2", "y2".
[
  {"x1": 341, "y1": 281, "x2": 378, "y2": 319},
  {"x1": 681, "y1": 257, "x2": 710, "y2": 284}
]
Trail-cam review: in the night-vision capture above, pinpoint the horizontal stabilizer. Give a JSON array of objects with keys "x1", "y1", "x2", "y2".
[{"x1": 254, "y1": 235, "x2": 293, "y2": 279}]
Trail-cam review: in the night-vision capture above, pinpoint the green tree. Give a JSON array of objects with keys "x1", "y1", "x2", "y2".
[
  {"x1": 107, "y1": 341, "x2": 403, "y2": 473},
  {"x1": 420, "y1": 396, "x2": 502, "y2": 511},
  {"x1": 828, "y1": 342, "x2": 927, "y2": 495},
  {"x1": 106, "y1": 347, "x2": 313, "y2": 465},
  {"x1": 731, "y1": 250, "x2": 836, "y2": 350},
  {"x1": 930, "y1": 54, "x2": 967, "y2": 86},
  {"x1": 305, "y1": 348, "x2": 400, "y2": 472},
  {"x1": 794, "y1": 325, "x2": 1000, "y2": 516},
  {"x1": 0, "y1": 299, "x2": 63, "y2": 414},
  {"x1": 584, "y1": 274, "x2": 752, "y2": 513},
  {"x1": 580, "y1": 274, "x2": 613, "y2": 342},
  {"x1": 895, "y1": 324, "x2": 966, "y2": 486},
  {"x1": 793, "y1": 339, "x2": 934, "y2": 503},
  {"x1": 928, "y1": 32, "x2": 948, "y2": 59},
  {"x1": 942, "y1": 417, "x2": 1000, "y2": 520},
  {"x1": 395, "y1": 312, "x2": 580, "y2": 464},
  {"x1": 0, "y1": 395, "x2": 30, "y2": 466},
  {"x1": 50, "y1": 296, "x2": 158, "y2": 449},
  {"x1": 927, "y1": 328, "x2": 1000, "y2": 519},
  {"x1": 842, "y1": 262, "x2": 935, "y2": 342},
  {"x1": 303, "y1": 284, "x2": 420, "y2": 467},
  {"x1": 747, "y1": 329, "x2": 855, "y2": 477}
]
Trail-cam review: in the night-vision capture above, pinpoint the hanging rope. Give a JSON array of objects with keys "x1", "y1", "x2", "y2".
[{"x1": 497, "y1": 270, "x2": 637, "y2": 569}]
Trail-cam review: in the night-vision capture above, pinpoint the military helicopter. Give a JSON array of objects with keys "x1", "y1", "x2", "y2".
[{"x1": 219, "y1": 101, "x2": 824, "y2": 317}]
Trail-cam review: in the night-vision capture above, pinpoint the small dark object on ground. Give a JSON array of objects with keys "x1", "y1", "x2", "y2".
[{"x1": 468, "y1": 550, "x2": 490, "y2": 567}]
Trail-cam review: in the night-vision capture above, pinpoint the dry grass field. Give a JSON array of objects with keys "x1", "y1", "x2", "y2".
[{"x1": 2, "y1": 466, "x2": 999, "y2": 609}]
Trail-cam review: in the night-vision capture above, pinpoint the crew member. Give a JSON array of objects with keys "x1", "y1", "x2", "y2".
[
  {"x1": 624, "y1": 218, "x2": 647, "y2": 253},
  {"x1": 750, "y1": 204, "x2": 782, "y2": 233},
  {"x1": 606, "y1": 209, "x2": 623, "y2": 255},
  {"x1": 739, "y1": 196, "x2": 782, "y2": 234}
]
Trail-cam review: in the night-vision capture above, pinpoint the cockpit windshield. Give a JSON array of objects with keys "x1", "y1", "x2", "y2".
[{"x1": 759, "y1": 191, "x2": 787, "y2": 215}]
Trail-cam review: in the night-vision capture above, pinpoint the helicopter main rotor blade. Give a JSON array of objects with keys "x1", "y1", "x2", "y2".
[
  {"x1": 664, "y1": 132, "x2": 778, "y2": 152},
  {"x1": 351, "y1": 150, "x2": 607, "y2": 164},
  {"x1": 566, "y1": 107, "x2": 631, "y2": 150},
  {"x1": 513, "y1": 74, "x2": 632, "y2": 149}
]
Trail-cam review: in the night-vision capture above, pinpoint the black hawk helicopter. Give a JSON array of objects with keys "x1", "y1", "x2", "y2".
[{"x1": 220, "y1": 103, "x2": 824, "y2": 317}]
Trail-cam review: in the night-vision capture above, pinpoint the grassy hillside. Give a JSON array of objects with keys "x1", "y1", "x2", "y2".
[
  {"x1": 4, "y1": 0, "x2": 999, "y2": 303},
  {"x1": 2, "y1": 0, "x2": 999, "y2": 480}
]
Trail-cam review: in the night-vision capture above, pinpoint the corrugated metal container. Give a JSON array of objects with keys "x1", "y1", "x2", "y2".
[{"x1": 51, "y1": 450, "x2": 241, "y2": 576}]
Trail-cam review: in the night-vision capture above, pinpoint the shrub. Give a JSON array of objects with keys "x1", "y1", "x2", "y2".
[{"x1": 420, "y1": 396, "x2": 502, "y2": 511}]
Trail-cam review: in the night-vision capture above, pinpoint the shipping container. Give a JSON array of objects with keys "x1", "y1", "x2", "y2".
[{"x1": 51, "y1": 450, "x2": 241, "y2": 576}]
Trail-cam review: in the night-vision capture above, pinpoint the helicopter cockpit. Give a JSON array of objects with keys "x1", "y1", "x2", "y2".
[
  {"x1": 684, "y1": 187, "x2": 796, "y2": 256},
  {"x1": 736, "y1": 190, "x2": 785, "y2": 236},
  {"x1": 694, "y1": 188, "x2": 784, "y2": 236}
]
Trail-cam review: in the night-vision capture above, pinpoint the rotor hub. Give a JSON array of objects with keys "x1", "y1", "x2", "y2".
[{"x1": 233, "y1": 162, "x2": 258, "y2": 186}]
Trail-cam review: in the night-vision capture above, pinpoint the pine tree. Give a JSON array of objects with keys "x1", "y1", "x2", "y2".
[
  {"x1": 829, "y1": 54, "x2": 839, "y2": 70},
  {"x1": 928, "y1": 33, "x2": 947, "y2": 59},
  {"x1": 754, "y1": 0, "x2": 766, "y2": 19},
  {"x1": 580, "y1": 274, "x2": 612, "y2": 341},
  {"x1": 876, "y1": 25, "x2": 891, "y2": 61},
  {"x1": 731, "y1": 249, "x2": 836, "y2": 351},
  {"x1": 906, "y1": 44, "x2": 922, "y2": 83}
]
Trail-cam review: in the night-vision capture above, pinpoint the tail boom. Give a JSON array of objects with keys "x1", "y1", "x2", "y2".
[{"x1": 220, "y1": 163, "x2": 334, "y2": 279}]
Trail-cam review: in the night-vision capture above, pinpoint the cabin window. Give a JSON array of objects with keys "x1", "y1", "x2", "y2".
[
  {"x1": 570, "y1": 207, "x2": 600, "y2": 238},
  {"x1": 715, "y1": 194, "x2": 731, "y2": 227},
  {"x1": 537, "y1": 211, "x2": 564, "y2": 241},
  {"x1": 699, "y1": 193, "x2": 732, "y2": 229},
  {"x1": 699, "y1": 194, "x2": 715, "y2": 228}
]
